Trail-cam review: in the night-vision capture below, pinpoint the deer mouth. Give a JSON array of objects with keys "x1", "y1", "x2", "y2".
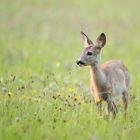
[{"x1": 76, "y1": 60, "x2": 86, "y2": 66}]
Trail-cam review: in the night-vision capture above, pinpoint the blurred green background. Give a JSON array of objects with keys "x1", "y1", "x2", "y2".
[
  {"x1": 0, "y1": 0, "x2": 140, "y2": 140},
  {"x1": 1, "y1": 0, "x2": 140, "y2": 76}
]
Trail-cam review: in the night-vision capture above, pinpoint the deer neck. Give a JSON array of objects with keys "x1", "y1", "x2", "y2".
[{"x1": 90, "y1": 60, "x2": 106, "y2": 90}]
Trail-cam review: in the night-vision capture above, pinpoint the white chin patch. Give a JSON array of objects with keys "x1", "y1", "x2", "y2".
[{"x1": 79, "y1": 63, "x2": 86, "y2": 67}]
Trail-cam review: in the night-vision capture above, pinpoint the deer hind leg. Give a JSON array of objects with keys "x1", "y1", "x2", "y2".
[
  {"x1": 122, "y1": 91, "x2": 128, "y2": 118},
  {"x1": 107, "y1": 97, "x2": 118, "y2": 118}
]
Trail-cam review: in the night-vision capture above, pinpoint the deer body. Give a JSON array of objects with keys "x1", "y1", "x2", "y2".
[{"x1": 77, "y1": 32, "x2": 130, "y2": 117}]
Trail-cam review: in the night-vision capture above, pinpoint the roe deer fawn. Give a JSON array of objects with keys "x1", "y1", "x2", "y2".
[{"x1": 76, "y1": 32, "x2": 131, "y2": 118}]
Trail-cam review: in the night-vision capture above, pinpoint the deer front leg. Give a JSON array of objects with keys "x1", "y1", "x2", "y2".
[
  {"x1": 97, "y1": 101, "x2": 102, "y2": 116},
  {"x1": 94, "y1": 94, "x2": 102, "y2": 116}
]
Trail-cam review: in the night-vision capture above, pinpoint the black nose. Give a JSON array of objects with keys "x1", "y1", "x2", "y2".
[
  {"x1": 76, "y1": 60, "x2": 85, "y2": 65},
  {"x1": 76, "y1": 60, "x2": 80, "y2": 65}
]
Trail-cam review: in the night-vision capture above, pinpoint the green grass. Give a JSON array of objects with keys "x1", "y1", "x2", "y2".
[{"x1": 0, "y1": 0, "x2": 140, "y2": 140}]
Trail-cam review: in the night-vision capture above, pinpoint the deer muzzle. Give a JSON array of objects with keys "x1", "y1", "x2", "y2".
[{"x1": 76, "y1": 60, "x2": 86, "y2": 66}]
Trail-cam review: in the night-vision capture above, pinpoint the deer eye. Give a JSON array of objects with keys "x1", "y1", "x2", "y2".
[{"x1": 87, "y1": 52, "x2": 93, "y2": 56}]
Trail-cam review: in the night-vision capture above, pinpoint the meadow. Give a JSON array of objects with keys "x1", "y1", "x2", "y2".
[{"x1": 0, "y1": 0, "x2": 140, "y2": 140}]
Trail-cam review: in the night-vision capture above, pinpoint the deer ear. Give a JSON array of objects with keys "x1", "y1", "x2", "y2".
[
  {"x1": 81, "y1": 31, "x2": 93, "y2": 47},
  {"x1": 97, "y1": 33, "x2": 106, "y2": 48}
]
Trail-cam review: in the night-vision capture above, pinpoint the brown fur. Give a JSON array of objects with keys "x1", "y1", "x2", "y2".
[{"x1": 77, "y1": 32, "x2": 131, "y2": 118}]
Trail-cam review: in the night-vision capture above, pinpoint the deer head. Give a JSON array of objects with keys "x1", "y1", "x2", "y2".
[{"x1": 76, "y1": 32, "x2": 106, "y2": 66}]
